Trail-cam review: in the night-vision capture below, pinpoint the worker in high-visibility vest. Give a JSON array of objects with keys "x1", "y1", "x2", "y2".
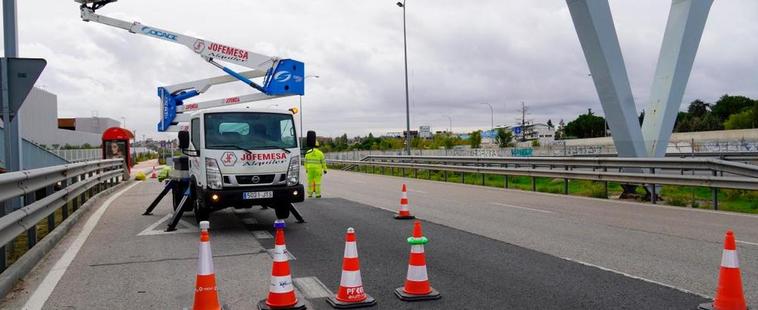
[{"x1": 304, "y1": 131, "x2": 327, "y2": 198}]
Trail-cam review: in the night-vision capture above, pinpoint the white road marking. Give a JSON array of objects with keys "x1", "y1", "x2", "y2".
[
  {"x1": 490, "y1": 202, "x2": 554, "y2": 214},
  {"x1": 24, "y1": 182, "x2": 140, "y2": 310},
  {"x1": 737, "y1": 240, "x2": 758, "y2": 247},
  {"x1": 561, "y1": 257, "x2": 710, "y2": 299},
  {"x1": 137, "y1": 213, "x2": 197, "y2": 236},
  {"x1": 409, "y1": 189, "x2": 428, "y2": 194},
  {"x1": 293, "y1": 277, "x2": 333, "y2": 299},
  {"x1": 252, "y1": 230, "x2": 273, "y2": 239}
]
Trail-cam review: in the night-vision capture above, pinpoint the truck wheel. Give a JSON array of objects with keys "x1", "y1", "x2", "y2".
[
  {"x1": 274, "y1": 203, "x2": 290, "y2": 219},
  {"x1": 193, "y1": 195, "x2": 210, "y2": 223}
]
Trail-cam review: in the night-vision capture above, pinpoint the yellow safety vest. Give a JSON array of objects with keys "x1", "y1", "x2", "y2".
[{"x1": 304, "y1": 148, "x2": 327, "y2": 171}]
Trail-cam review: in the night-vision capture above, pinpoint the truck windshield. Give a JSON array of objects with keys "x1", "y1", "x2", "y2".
[{"x1": 204, "y1": 112, "x2": 297, "y2": 150}]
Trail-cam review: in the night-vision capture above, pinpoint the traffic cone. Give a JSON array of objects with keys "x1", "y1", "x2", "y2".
[
  {"x1": 193, "y1": 221, "x2": 222, "y2": 310},
  {"x1": 150, "y1": 166, "x2": 158, "y2": 178},
  {"x1": 394, "y1": 184, "x2": 415, "y2": 220},
  {"x1": 395, "y1": 220, "x2": 440, "y2": 302},
  {"x1": 699, "y1": 230, "x2": 748, "y2": 310},
  {"x1": 327, "y1": 228, "x2": 377, "y2": 309},
  {"x1": 258, "y1": 220, "x2": 306, "y2": 310}
]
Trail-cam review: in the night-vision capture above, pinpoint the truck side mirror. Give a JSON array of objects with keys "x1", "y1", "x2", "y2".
[{"x1": 178, "y1": 131, "x2": 190, "y2": 149}]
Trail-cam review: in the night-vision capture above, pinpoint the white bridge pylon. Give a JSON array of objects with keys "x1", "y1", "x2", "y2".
[{"x1": 567, "y1": 0, "x2": 713, "y2": 158}]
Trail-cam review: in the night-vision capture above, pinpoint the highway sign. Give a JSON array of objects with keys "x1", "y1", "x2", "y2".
[{"x1": 1, "y1": 58, "x2": 47, "y2": 120}]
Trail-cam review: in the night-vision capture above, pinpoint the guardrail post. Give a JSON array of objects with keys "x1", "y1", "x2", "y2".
[
  {"x1": 25, "y1": 192, "x2": 37, "y2": 250},
  {"x1": 531, "y1": 164, "x2": 537, "y2": 191},
  {"x1": 414, "y1": 168, "x2": 418, "y2": 178},
  {"x1": 481, "y1": 172, "x2": 485, "y2": 186},
  {"x1": 444, "y1": 170, "x2": 448, "y2": 182},
  {"x1": 505, "y1": 175, "x2": 509, "y2": 189},
  {"x1": 712, "y1": 170, "x2": 719, "y2": 210},
  {"x1": 651, "y1": 183, "x2": 657, "y2": 204},
  {"x1": 563, "y1": 166, "x2": 569, "y2": 195},
  {"x1": 46, "y1": 185, "x2": 55, "y2": 233},
  {"x1": 62, "y1": 179, "x2": 70, "y2": 220},
  {"x1": 603, "y1": 167, "x2": 609, "y2": 198},
  {"x1": 0, "y1": 202, "x2": 7, "y2": 271}
]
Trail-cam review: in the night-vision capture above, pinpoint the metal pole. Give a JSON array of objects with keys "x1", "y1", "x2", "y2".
[
  {"x1": 400, "y1": 0, "x2": 411, "y2": 155},
  {"x1": 299, "y1": 95, "x2": 303, "y2": 145},
  {"x1": 2, "y1": 0, "x2": 23, "y2": 228}
]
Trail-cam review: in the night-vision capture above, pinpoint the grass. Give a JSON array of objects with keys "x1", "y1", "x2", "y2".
[{"x1": 333, "y1": 164, "x2": 758, "y2": 214}]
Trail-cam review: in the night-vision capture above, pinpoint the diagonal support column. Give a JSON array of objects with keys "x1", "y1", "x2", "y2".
[
  {"x1": 641, "y1": 0, "x2": 713, "y2": 157},
  {"x1": 566, "y1": 0, "x2": 647, "y2": 158}
]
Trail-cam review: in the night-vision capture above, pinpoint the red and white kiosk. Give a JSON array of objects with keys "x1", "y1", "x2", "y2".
[{"x1": 101, "y1": 127, "x2": 134, "y2": 173}]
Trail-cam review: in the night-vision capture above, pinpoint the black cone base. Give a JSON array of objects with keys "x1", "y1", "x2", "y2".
[
  {"x1": 394, "y1": 287, "x2": 441, "y2": 302},
  {"x1": 394, "y1": 214, "x2": 415, "y2": 220},
  {"x1": 257, "y1": 299, "x2": 307, "y2": 310},
  {"x1": 698, "y1": 303, "x2": 714, "y2": 310},
  {"x1": 326, "y1": 294, "x2": 377, "y2": 309}
]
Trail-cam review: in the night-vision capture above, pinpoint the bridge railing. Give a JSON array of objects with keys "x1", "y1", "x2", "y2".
[
  {"x1": 0, "y1": 159, "x2": 127, "y2": 298},
  {"x1": 328, "y1": 155, "x2": 758, "y2": 209}
]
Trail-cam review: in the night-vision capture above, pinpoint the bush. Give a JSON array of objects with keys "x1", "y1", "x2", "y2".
[{"x1": 667, "y1": 196, "x2": 688, "y2": 207}]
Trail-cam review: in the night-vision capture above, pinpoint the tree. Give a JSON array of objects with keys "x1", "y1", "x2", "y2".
[
  {"x1": 469, "y1": 130, "x2": 482, "y2": 149},
  {"x1": 687, "y1": 100, "x2": 709, "y2": 117},
  {"x1": 494, "y1": 128, "x2": 513, "y2": 148},
  {"x1": 711, "y1": 95, "x2": 754, "y2": 122},
  {"x1": 563, "y1": 110, "x2": 606, "y2": 138},
  {"x1": 724, "y1": 110, "x2": 756, "y2": 129}
]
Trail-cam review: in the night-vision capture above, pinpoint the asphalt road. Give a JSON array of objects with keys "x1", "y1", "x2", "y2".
[
  {"x1": 323, "y1": 169, "x2": 758, "y2": 307},
  {"x1": 251, "y1": 198, "x2": 707, "y2": 309},
  {"x1": 0, "y1": 170, "x2": 753, "y2": 309}
]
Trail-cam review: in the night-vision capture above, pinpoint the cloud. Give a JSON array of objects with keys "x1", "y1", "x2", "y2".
[{"x1": 3, "y1": 0, "x2": 756, "y2": 138}]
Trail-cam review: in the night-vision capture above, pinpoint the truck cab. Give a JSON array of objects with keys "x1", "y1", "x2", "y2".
[{"x1": 179, "y1": 105, "x2": 304, "y2": 221}]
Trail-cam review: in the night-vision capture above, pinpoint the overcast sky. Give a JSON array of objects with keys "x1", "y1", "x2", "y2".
[{"x1": 3, "y1": 0, "x2": 757, "y2": 139}]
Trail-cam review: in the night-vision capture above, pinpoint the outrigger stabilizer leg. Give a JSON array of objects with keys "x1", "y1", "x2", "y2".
[
  {"x1": 142, "y1": 180, "x2": 174, "y2": 215},
  {"x1": 289, "y1": 203, "x2": 306, "y2": 223},
  {"x1": 166, "y1": 186, "x2": 192, "y2": 232}
]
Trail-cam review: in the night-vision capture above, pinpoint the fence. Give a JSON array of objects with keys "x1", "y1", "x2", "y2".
[
  {"x1": 328, "y1": 155, "x2": 758, "y2": 209},
  {"x1": 0, "y1": 159, "x2": 127, "y2": 298},
  {"x1": 49, "y1": 148, "x2": 102, "y2": 163},
  {"x1": 325, "y1": 139, "x2": 758, "y2": 161}
]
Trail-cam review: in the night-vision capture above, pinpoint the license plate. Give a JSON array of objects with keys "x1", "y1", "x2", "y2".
[{"x1": 243, "y1": 191, "x2": 273, "y2": 200}]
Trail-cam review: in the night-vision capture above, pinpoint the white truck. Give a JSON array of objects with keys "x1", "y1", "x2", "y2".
[
  {"x1": 177, "y1": 106, "x2": 304, "y2": 221},
  {"x1": 77, "y1": 0, "x2": 307, "y2": 223}
]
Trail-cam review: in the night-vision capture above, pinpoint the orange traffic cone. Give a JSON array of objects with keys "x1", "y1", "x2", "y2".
[
  {"x1": 394, "y1": 184, "x2": 415, "y2": 220},
  {"x1": 193, "y1": 221, "x2": 222, "y2": 310},
  {"x1": 395, "y1": 220, "x2": 440, "y2": 301},
  {"x1": 699, "y1": 230, "x2": 747, "y2": 310},
  {"x1": 327, "y1": 228, "x2": 376, "y2": 309},
  {"x1": 150, "y1": 166, "x2": 158, "y2": 179},
  {"x1": 258, "y1": 220, "x2": 306, "y2": 310}
]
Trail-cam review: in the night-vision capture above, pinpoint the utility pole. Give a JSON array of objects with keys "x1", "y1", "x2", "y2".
[{"x1": 520, "y1": 102, "x2": 527, "y2": 142}]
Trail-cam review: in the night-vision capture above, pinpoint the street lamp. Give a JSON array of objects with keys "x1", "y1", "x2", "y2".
[
  {"x1": 299, "y1": 75, "x2": 319, "y2": 145},
  {"x1": 446, "y1": 115, "x2": 452, "y2": 133},
  {"x1": 397, "y1": 0, "x2": 411, "y2": 155},
  {"x1": 480, "y1": 103, "x2": 494, "y2": 132}
]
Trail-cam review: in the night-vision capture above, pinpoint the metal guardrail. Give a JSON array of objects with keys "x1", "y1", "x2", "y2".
[
  {"x1": 329, "y1": 155, "x2": 758, "y2": 210},
  {"x1": 359, "y1": 155, "x2": 758, "y2": 178},
  {"x1": 0, "y1": 159, "x2": 127, "y2": 271}
]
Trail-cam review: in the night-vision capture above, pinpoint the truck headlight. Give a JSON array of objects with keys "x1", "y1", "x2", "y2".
[
  {"x1": 205, "y1": 158, "x2": 223, "y2": 190},
  {"x1": 287, "y1": 156, "x2": 300, "y2": 186}
]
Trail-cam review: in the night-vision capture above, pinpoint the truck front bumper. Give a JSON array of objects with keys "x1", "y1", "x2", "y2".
[{"x1": 202, "y1": 184, "x2": 304, "y2": 210}]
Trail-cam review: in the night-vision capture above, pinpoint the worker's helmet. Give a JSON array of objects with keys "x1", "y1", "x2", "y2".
[{"x1": 306, "y1": 131, "x2": 317, "y2": 148}]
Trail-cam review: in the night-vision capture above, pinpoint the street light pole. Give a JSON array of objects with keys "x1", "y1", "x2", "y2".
[
  {"x1": 446, "y1": 115, "x2": 452, "y2": 133},
  {"x1": 397, "y1": 1, "x2": 411, "y2": 155},
  {"x1": 480, "y1": 103, "x2": 494, "y2": 132}
]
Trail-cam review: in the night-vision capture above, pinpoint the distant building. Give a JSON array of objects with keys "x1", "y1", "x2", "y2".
[
  {"x1": 10, "y1": 87, "x2": 120, "y2": 148},
  {"x1": 504, "y1": 123, "x2": 555, "y2": 144}
]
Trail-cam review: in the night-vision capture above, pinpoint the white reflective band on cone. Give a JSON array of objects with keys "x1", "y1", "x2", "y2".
[
  {"x1": 340, "y1": 270, "x2": 363, "y2": 287},
  {"x1": 721, "y1": 249, "x2": 740, "y2": 268},
  {"x1": 410, "y1": 244, "x2": 425, "y2": 254},
  {"x1": 273, "y1": 245, "x2": 289, "y2": 262},
  {"x1": 344, "y1": 242, "x2": 358, "y2": 258},
  {"x1": 197, "y1": 242, "x2": 214, "y2": 275},
  {"x1": 406, "y1": 265, "x2": 429, "y2": 281},
  {"x1": 269, "y1": 275, "x2": 295, "y2": 293}
]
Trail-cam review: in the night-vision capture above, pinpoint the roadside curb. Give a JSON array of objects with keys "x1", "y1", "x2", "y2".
[{"x1": 0, "y1": 180, "x2": 132, "y2": 300}]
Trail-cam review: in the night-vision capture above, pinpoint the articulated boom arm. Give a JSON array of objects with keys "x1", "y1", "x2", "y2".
[{"x1": 76, "y1": 0, "x2": 305, "y2": 132}]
